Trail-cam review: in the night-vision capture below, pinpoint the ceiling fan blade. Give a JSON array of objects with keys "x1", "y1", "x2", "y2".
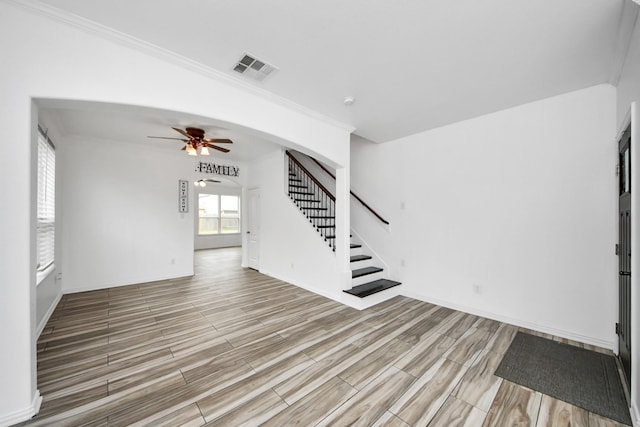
[
  {"x1": 148, "y1": 136, "x2": 189, "y2": 142},
  {"x1": 172, "y1": 127, "x2": 192, "y2": 138},
  {"x1": 203, "y1": 138, "x2": 233, "y2": 144},
  {"x1": 208, "y1": 144, "x2": 230, "y2": 153}
]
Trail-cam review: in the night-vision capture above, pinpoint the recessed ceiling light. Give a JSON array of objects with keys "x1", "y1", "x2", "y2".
[{"x1": 343, "y1": 96, "x2": 355, "y2": 106}]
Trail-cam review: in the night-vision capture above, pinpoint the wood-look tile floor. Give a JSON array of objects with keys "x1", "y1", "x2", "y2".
[{"x1": 21, "y1": 247, "x2": 629, "y2": 426}]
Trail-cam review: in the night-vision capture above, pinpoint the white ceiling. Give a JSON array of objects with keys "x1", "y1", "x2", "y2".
[
  {"x1": 39, "y1": 102, "x2": 282, "y2": 163},
  {"x1": 36, "y1": 0, "x2": 632, "y2": 144}
]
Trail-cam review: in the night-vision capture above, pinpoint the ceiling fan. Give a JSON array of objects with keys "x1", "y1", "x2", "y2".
[{"x1": 148, "y1": 127, "x2": 232, "y2": 156}]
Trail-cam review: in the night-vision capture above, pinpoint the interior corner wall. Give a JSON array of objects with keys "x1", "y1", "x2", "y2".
[
  {"x1": 59, "y1": 136, "x2": 195, "y2": 293},
  {"x1": 351, "y1": 84, "x2": 617, "y2": 348},
  {"x1": 247, "y1": 150, "x2": 342, "y2": 300},
  {"x1": 617, "y1": 10, "x2": 640, "y2": 132},
  {"x1": 0, "y1": 2, "x2": 351, "y2": 422}
]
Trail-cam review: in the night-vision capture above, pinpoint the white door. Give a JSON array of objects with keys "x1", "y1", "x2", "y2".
[{"x1": 247, "y1": 188, "x2": 260, "y2": 270}]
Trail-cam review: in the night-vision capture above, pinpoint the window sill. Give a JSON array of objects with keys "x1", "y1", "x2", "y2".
[
  {"x1": 197, "y1": 233, "x2": 242, "y2": 237},
  {"x1": 36, "y1": 264, "x2": 55, "y2": 286}
]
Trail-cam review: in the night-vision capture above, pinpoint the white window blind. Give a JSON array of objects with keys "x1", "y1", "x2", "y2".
[{"x1": 37, "y1": 127, "x2": 55, "y2": 272}]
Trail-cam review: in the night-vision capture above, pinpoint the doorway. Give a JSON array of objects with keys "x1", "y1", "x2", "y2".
[{"x1": 618, "y1": 123, "x2": 632, "y2": 389}]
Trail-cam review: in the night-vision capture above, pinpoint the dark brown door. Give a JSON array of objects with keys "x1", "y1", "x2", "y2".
[{"x1": 618, "y1": 124, "x2": 632, "y2": 388}]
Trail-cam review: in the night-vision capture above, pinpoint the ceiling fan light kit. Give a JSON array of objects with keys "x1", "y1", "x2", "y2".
[
  {"x1": 148, "y1": 127, "x2": 232, "y2": 156},
  {"x1": 186, "y1": 143, "x2": 198, "y2": 156},
  {"x1": 194, "y1": 178, "x2": 221, "y2": 188}
]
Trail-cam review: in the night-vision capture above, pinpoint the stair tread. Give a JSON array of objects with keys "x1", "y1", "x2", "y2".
[
  {"x1": 301, "y1": 207, "x2": 328, "y2": 210},
  {"x1": 317, "y1": 225, "x2": 335, "y2": 228},
  {"x1": 352, "y1": 266, "x2": 383, "y2": 278},
  {"x1": 350, "y1": 254, "x2": 372, "y2": 262},
  {"x1": 289, "y1": 191, "x2": 314, "y2": 195},
  {"x1": 295, "y1": 199, "x2": 321, "y2": 203},
  {"x1": 308, "y1": 216, "x2": 335, "y2": 219},
  {"x1": 343, "y1": 279, "x2": 402, "y2": 298},
  {"x1": 350, "y1": 243, "x2": 362, "y2": 249}
]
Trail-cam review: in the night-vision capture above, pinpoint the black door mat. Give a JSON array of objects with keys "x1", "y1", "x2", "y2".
[{"x1": 495, "y1": 332, "x2": 631, "y2": 425}]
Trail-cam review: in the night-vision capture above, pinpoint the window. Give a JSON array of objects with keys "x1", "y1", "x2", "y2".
[
  {"x1": 198, "y1": 194, "x2": 240, "y2": 234},
  {"x1": 37, "y1": 126, "x2": 55, "y2": 273}
]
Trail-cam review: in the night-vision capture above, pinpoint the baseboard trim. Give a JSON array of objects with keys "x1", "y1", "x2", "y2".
[
  {"x1": 402, "y1": 290, "x2": 615, "y2": 351},
  {"x1": 63, "y1": 272, "x2": 194, "y2": 294},
  {"x1": 36, "y1": 291, "x2": 62, "y2": 338},
  {"x1": 0, "y1": 390, "x2": 42, "y2": 427},
  {"x1": 259, "y1": 268, "x2": 347, "y2": 307}
]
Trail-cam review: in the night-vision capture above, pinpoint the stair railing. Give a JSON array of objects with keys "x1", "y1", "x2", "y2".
[
  {"x1": 286, "y1": 151, "x2": 336, "y2": 250},
  {"x1": 308, "y1": 157, "x2": 390, "y2": 225}
]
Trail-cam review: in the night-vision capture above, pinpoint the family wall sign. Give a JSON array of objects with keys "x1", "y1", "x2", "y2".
[{"x1": 195, "y1": 161, "x2": 240, "y2": 177}]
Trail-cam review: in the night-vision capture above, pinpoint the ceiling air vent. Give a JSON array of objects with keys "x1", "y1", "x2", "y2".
[{"x1": 232, "y1": 53, "x2": 277, "y2": 82}]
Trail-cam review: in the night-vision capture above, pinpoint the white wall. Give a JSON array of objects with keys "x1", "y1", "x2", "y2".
[
  {"x1": 352, "y1": 84, "x2": 618, "y2": 349},
  {"x1": 35, "y1": 273, "x2": 60, "y2": 333},
  {"x1": 0, "y1": 2, "x2": 351, "y2": 424},
  {"x1": 247, "y1": 150, "x2": 343, "y2": 300},
  {"x1": 194, "y1": 183, "x2": 243, "y2": 250},
  {"x1": 617, "y1": 10, "x2": 640, "y2": 131},
  {"x1": 59, "y1": 136, "x2": 196, "y2": 293}
]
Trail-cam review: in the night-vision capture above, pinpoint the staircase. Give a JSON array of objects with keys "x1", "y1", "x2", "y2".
[
  {"x1": 286, "y1": 150, "x2": 401, "y2": 299},
  {"x1": 287, "y1": 151, "x2": 336, "y2": 251},
  {"x1": 345, "y1": 240, "x2": 401, "y2": 298}
]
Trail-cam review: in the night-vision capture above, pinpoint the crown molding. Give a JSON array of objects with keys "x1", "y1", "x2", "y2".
[{"x1": 4, "y1": 0, "x2": 356, "y2": 134}]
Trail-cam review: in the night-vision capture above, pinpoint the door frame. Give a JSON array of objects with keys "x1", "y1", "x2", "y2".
[
  {"x1": 618, "y1": 122, "x2": 632, "y2": 390},
  {"x1": 246, "y1": 187, "x2": 261, "y2": 270},
  {"x1": 616, "y1": 103, "x2": 640, "y2": 421}
]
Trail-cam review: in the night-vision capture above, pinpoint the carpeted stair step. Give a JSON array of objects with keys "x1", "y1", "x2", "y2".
[
  {"x1": 352, "y1": 266, "x2": 383, "y2": 278},
  {"x1": 350, "y1": 254, "x2": 372, "y2": 263},
  {"x1": 343, "y1": 279, "x2": 402, "y2": 298},
  {"x1": 350, "y1": 243, "x2": 362, "y2": 249}
]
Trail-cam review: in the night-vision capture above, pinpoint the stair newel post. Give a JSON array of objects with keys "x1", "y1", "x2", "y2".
[{"x1": 327, "y1": 190, "x2": 336, "y2": 252}]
